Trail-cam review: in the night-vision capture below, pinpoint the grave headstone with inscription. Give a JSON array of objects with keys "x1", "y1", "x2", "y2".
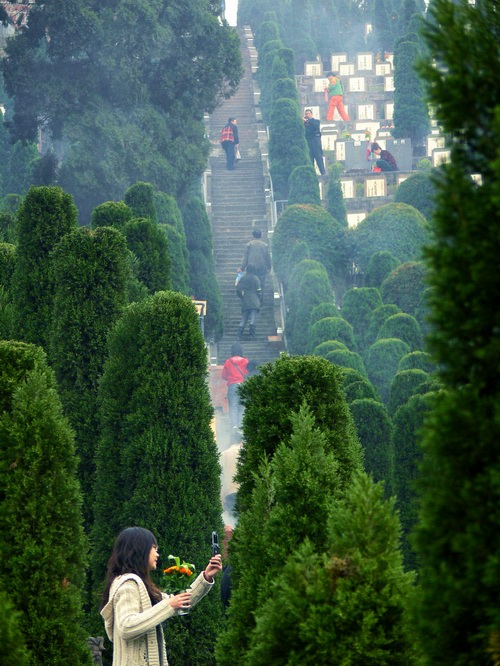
[
  {"x1": 339, "y1": 63, "x2": 355, "y2": 76},
  {"x1": 356, "y1": 53, "x2": 374, "y2": 72},
  {"x1": 365, "y1": 176, "x2": 387, "y2": 198},
  {"x1": 340, "y1": 179, "x2": 355, "y2": 199},
  {"x1": 345, "y1": 140, "x2": 372, "y2": 171},
  {"x1": 330, "y1": 54, "x2": 348, "y2": 71},
  {"x1": 304, "y1": 62, "x2": 323, "y2": 77}
]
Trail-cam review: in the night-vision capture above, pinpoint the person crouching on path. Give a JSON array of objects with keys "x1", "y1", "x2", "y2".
[
  {"x1": 324, "y1": 72, "x2": 349, "y2": 122},
  {"x1": 370, "y1": 142, "x2": 398, "y2": 171},
  {"x1": 220, "y1": 117, "x2": 239, "y2": 170},
  {"x1": 236, "y1": 264, "x2": 261, "y2": 341},
  {"x1": 100, "y1": 527, "x2": 222, "y2": 666}
]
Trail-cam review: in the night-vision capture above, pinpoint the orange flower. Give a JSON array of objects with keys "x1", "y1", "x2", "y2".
[
  {"x1": 163, "y1": 566, "x2": 179, "y2": 575},
  {"x1": 179, "y1": 567, "x2": 193, "y2": 576}
]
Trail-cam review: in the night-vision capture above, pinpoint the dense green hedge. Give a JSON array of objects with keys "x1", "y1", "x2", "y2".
[
  {"x1": 364, "y1": 338, "x2": 411, "y2": 403},
  {"x1": 287, "y1": 164, "x2": 321, "y2": 206},
  {"x1": 289, "y1": 269, "x2": 334, "y2": 354},
  {"x1": 124, "y1": 181, "x2": 157, "y2": 222},
  {"x1": 326, "y1": 349, "x2": 367, "y2": 376},
  {"x1": 364, "y1": 250, "x2": 401, "y2": 289},
  {"x1": 394, "y1": 171, "x2": 437, "y2": 220},
  {"x1": 90, "y1": 200, "x2": 133, "y2": 232},
  {"x1": 381, "y1": 261, "x2": 428, "y2": 315},
  {"x1": 388, "y1": 369, "x2": 430, "y2": 416},
  {"x1": 365, "y1": 303, "x2": 402, "y2": 348},
  {"x1": 398, "y1": 350, "x2": 436, "y2": 374},
  {"x1": 341, "y1": 287, "x2": 383, "y2": 351},
  {"x1": 125, "y1": 217, "x2": 171, "y2": 294},
  {"x1": 308, "y1": 316, "x2": 356, "y2": 353},
  {"x1": 313, "y1": 339, "x2": 348, "y2": 357},
  {"x1": 377, "y1": 312, "x2": 422, "y2": 351}
]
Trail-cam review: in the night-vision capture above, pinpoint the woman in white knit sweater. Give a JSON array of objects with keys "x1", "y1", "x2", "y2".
[{"x1": 100, "y1": 527, "x2": 222, "y2": 666}]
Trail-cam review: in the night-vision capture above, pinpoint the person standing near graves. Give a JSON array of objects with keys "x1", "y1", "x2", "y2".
[
  {"x1": 239, "y1": 229, "x2": 272, "y2": 301},
  {"x1": 325, "y1": 72, "x2": 349, "y2": 122},
  {"x1": 370, "y1": 142, "x2": 398, "y2": 171},
  {"x1": 236, "y1": 264, "x2": 262, "y2": 341},
  {"x1": 303, "y1": 109, "x2": 326, "y2": 175},
  {"x1": 220, "y1": 117, "x2": 239, "y2": 170},
  {"x1": 221, "y1": 342, "x2": 249, "y2": 437}
]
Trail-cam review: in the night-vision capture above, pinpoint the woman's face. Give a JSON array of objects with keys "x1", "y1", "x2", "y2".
[{"x1": 148, "y1": 544, "x2": 159, "y2": 571}]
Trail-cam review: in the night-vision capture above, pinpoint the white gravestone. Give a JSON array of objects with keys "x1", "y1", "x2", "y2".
[
  {"x1": 385, "y1": 102, "x2": 394, "y2": 119},
  {"x1": 384, "y1": 76, "x2": 395, "y2": 92},
  {"x1": 427, "y1": 135, "x2": 446, "y2": 156},
  {"x1": 356, "y1": 121, "x2": 381, "y2": 138},
  {"x1": 304, "y1": 62, "x2": 323, "y2": 76},
  {"x1": 321, "y1": 134, "x2": 337, "y2": 151},
  {"x1": 335, "y1": 142, "x2": 346, "y2": 161},
  {"x1": 331, "y1": 54, "x2": 348, "y2": 71},
  {"x1": 339, "y1": 63, "x2": 355, "y2": 76},
  {"x1": 432, "y1": 148, "x2": 451, "y2": 167},
  {"x1": 349, "y1": 77, "x2": 366, "y2": 92},
  {"x1": 357, "y1": 104, "x2": 375, "y2": 120},
  {"x1": 340, "y1": 179, "x2": 355, "y2": 198},
  {"x1": 365, "y1": 177, "x2": 387, "y2": 197},
  {"x1": 347, "y1": 212, "x2": 366, "y2": 228},
  {"x1": 356, "y1": 53, "x2": 373, "y2": 72},
  {"x1": 375, "y1": 63, "x2": 391, "y2": 76},
  {"x1": 314, "y1": 77, "x2": 329, "y2": 93}
]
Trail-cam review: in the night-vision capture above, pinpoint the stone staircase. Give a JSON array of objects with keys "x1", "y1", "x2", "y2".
[{"x1": 208, "y1": 29, "x2": 281, "y2": 368}]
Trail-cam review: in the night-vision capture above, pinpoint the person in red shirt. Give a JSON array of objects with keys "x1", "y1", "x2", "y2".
[{"x1": 221, "y1": 343, "x2": 248, "y2": 437}]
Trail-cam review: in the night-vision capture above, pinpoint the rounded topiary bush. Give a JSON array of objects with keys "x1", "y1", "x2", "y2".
[
  {"x1": 313, "y1": 339, "x2": 349, "y2": 357},
  {"x1": 289, "y1": 269, "x2": 334, "y2": 355},
  {"x1": 309, "y1": 302, "x2": 339, "y2": 327},
  {"x1": 0, "y1": 242, "x2": 16, "y2": 289},
  {"x1": 349, "y1": 398, "x2": 393, "y2": 490},
  {"x1": 273, "y1": 204, "x2": 348, "y2": 288},
  {"x1": 285, "y1": 260, "x2": 329, "y2": 346},
  {"x1": 364, "y1": 338, "x2": 411, "y2": 402},
  {"x1": 326, "y1": 349, "x2": 367, "y2": 376},
  {"x1": 124, "y1": 181, "x2": 157, "y2": 222},
  {"x1": 365, "y1": 304, "x2": 402, "y2": 348},
  {"x1": 364, "y1": 251, "x2": 401, "y2": 289},
  {"x1": 91, "y1": 201, "x2": 133, "y2": 232},
  {"x1": 341, "y1": 287, "x2": 383, "y2": 351},
  {"x1": 398, "y1": 350, "x2": 436, "y2": 374},
  {"x1": 349, "y1": 203, "x2": 430, "y2": 273},
  {"x1": 0, "y1": 211, "x2": 16, "y2": 244},
  {"x1": 381, "y1": 261, "x2": 428, "y2": 315},
  {"x1": 269, "y1": 98, "x2": 309, "y2": 199},
  {"x1": 377, "y1": 312, "x2": 422, "y2": 351},
  {"x1": 272, "y1": 77, "x2": 299, "y2": 104},
  {"x1": 288, "y1": 165, "x2": 321, "y2": 206},
  {"x1": 125, "y1": 218, "x2": 171, "y2": 294},
  {"x1": 388, "y1": 369, "x2": 430, "y2": 415},
  {"x1": 394, "y1": 170, "x2": 437, "y2": 220},
  {"x1": 309, "y1": 317, "x2": 356, "y2": 352},
  {"x1": 343, "y1": 378, "x2": 379, "y2": 402}
]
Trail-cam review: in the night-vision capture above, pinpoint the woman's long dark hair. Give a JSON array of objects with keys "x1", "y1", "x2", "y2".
[{"x1": 100, "y1": 527, "x2": 162, "y2": 609}]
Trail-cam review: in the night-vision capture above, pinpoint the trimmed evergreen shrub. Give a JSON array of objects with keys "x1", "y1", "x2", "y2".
[
  {"x1": 365, "y1": 250, "x2": 401, "y2": 289},
  {"x1": 0, "y1": 341, "x2": 92, "y2": 665},
  {"x1": 313, "y1": 339, "x2": 348, "y2": 358},
  {"x1": 0, "y1": 193, "x2": 22, "y2": 214},
  {"x1": 288, "y1": 239, "x2": 310, "y2": 267},
  {"x1": 377, "y1": 312, "x2": 422, "y2": 351},
  {"x1": 381, "y1": 261, "x2": 428, "y2": 315},
  {"x1": 349, "y1": 398, "x2": 394, "y2": 490},
  {"x1": 349, "y1": 203, "x2": 430, "y2": 273},
  {"x1": 392, "y1": 38, "x2": 429, "y2": 145},
  {"x1": 284, "y1": 259, "x2": 328, "y2": 346},
  {"x1": 341, "y1": 287, "x2": 383, "y2": 351},
  {"x1": 309, "y1": 302, "x2": 339, "y2": 327},
  {"x1": 123, "y1": 181, "x2": 157, "y2": 222},
  {"x1": 0, "y1": 210, "x2": 16, "y2": 244},
  {"x1": 12, "y1": 185, "x2": 78, "y2": 348},
  {"x1": 272, "y1": 204, "x2": 348, "y2": 290},
  {"x1": 326, "y1": 162, "x2": 348, "y2": 227},
  {"x1": 125, "y1": 217, "x2": 171, "y2": 294},
  {"x1": 326, "y1": 349, "x2": 367, "y2": 376},
  {"x1": 343, "y1": 378, "x2": 378, "y2": 403},
  {"x1": 236, "y1": 355, "x2": 363, "y2": 513},
  {"x1": 287, "y1": 165, "x2": 321, "y2": 206},
  {"x1": 388, "y1": 369, "x2": 430, "y2": 416},
  {"x1": 289, "y1": 269, "x2": 334, "y2": 355},
  {"x1": 154, "y1": 192, "x2": 184, "y2": 234},
  {"x1": 256, "y1": 20, "x2": 280, "y2": 49},
  {"x1": 92, "y1": 291, "x2": 224, "y2": 662},
  {"x1": 269, "y1": 98, "x2": 310, "y2": 199},
  {"x1": 364, "y1": 338, "x2": 411, "y2": 402},
  {"x1": 272, "y1": 77, "x2": 299, "y2": 105},
  {"x1": 90, "y1": 200, "x2": 133, "y2": 232},
  {"x1": 160, "y1": 224, "x2": 189, "y2": 294},
  {"x1": 50, "y1": 226, "x2": 129, "y2": 526},
  {"x1": 398, "y1": 350, "x2": 436, "y2": 374},
  {"x1": 0, "y1": 590, "x2": 30, "y2": 665},
  {"x1": 394, "y1": 171, "x2": 437, "y2": 220},
  {"x1": 0, "y1": 242, "x2": 15, "y2": 289},
  {"x1": 308, "y1": 316, "x2": 356, "y2": 352},
  {"x1": 365, "y1": 303, "x2": 402, "y2": 348}
]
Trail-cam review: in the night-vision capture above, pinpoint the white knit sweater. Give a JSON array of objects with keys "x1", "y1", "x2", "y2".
[{"x1": 101, "y1": 572, "x2": 213, "y2": 665}]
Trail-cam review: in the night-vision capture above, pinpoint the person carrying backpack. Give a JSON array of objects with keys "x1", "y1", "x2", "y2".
[
  {"x1": 220, "y1": 117, "x2": 239, "y2": 170},
  {"x1": 325, "y1": 72, "x2": 349, "y2": 122}
]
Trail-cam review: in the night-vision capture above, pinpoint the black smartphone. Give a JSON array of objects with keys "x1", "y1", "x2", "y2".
[{"x1": 211, "y1": 531, "x2": 219, "y2": 557}]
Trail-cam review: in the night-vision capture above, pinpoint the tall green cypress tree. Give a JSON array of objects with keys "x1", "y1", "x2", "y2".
[
  {"x1": 125, "y1": 217, "x2": 172, "y2": 294},
  {"x1": 92, "y1": 291, "x2": 224, "y2": 663},
  {"x1": 12, "y1": 185, "x2": 78, "y2": 348},
  {"x1": 411, "y1": 1, "x2": 500, "y2": 662},
  {"x1": 50, "y1": 226, "x2": 129, "y2": 527},
  {"x1": 0, "y1": 341, "x2": 92, "y2": 665}
]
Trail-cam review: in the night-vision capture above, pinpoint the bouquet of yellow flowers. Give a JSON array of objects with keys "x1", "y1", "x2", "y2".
[{"x1": 162, "y1": 555, "x2": 197, "y2": 594}]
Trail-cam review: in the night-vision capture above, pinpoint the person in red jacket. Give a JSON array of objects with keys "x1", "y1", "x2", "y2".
[{"x1": 221, "y1": 342, "x2": 248, "y2": 438}]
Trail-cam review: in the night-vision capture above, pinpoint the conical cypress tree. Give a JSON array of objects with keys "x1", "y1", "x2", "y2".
[
  {"x1": 0, "y1": 341, "x2": 92, "y2": 665},
  {"x1": 12, "y1": 185, "x2": 78, "y2": 348},
  {"x1": 92, "y1": 291, "x2": 224, "y2": 663},
  {"x1": 125, "y1": 217, "x2": 172, "y2": 294},
  {"x1": 50, "y1": 226, "x2": 129, "y2": 528}
]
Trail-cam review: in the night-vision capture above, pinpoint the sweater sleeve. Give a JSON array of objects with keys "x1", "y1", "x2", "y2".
[{"x1": 114, "y1": 581, "x2": 177, "y2": 641}]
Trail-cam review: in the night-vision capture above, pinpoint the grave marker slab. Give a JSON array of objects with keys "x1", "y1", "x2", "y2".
[
  {"x1": 356, "y1": 53, "x2": 374, "y2": 72},
  {"x1": 375, "y1": 63, "x2": 391, "y2": 76},
  {"x1": 340, "y1": 178, "x2": 355, "y2": 198},
  {"x1": 384, "y1": 76, "x2": 395, "y2": 92},
  {"x1": 365, "y1": 177, "x2": 387, "y2": 197},
  {"x1": 432, "y1": 148, "x2": 451, "y2": 167},
  {"x1": 384, "y1": 102, "x2": 394, "y2": 119},
  {"x1": 304, "y1": 62, "x2": 323, "y2": 76},
  {"x1": 331, "y1": 53, "x2": 348, "y2": 71},
  {"x1": 335, "y1": 141, "x2": 346, "y2": 161},
  {"x1": 339, "y1": 63, "x2": 355, "y2": 76},
  {"x1": 347, "y1": 212, "x2": 366, "y2": 228},
  {"x1": 426, "y1": 135, "x2": 446, "y2": 156},
  {"x1": 357, "y1": 104, "x2": 375, "y2": 120},
  {"x1": 314, "y1": 77, "x2": 329, "y2": 93},
  {"x1": 349, "y1": 77, "x2": 366, "y2": 92}
]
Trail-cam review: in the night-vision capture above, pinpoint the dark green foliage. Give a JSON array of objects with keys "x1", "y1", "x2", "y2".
[
  {"x1": 50, "y1": 227, "x2": 128, "y2": 526},
  {"x1": 154, "y1": 192, "x2": 184, "y2": 233},
  {"x1": 365, "y1": 251, "x2": 401, "y2": 289},
  {"x1": 388, "y1": 369, "x2": 430, "y2": 416},
  {"x1": 366, "y1": 303, "x2": 402, "y2": 348},
  {"x1": 398, "y1": 351, "x2": 436, "y2": 374},
  {"x1": 272, "y1": 204, "x2": 348, "y2": 291},
  {"x1": 275, "y1": 48, "x2": 296, "y2": 79},
  {"x1": 182, "y1": 196, "x2": 224, "y2": 341},
  {"x1": 349, "y1": 203, "x2": 430, "y2": 273},
  {"x1": 31, "y1": 151, "x2": 58, "y2": 187},
  {"x1": 91, "y1": 201, "x2": 133, "y2": 233},
  {"x1": 309, "y1": 317, "x2": 356, "y2": 353},
  {"x1": 343, "y1": 378, "x2": 379, "y2": 403},
  {"x1": 0, "y1": 193, "x2": 22, "y2": 214},
  {"x1": 288, "y1": 269, "x2": 334, "y2": 355},
  {"x1": 392, "y1": 38, "x2": 429, "y2": 145},
  {"x1": 0, "y1": 210, "x2": 16, "y2": 244},
  {"x1": 257, "y1": 20, "x2": 280, "y2": 48},
  {"x1": 284, "y1": 260, "x2": 328, "y2": 346},
  {"x1": 410, "y1": 1, "x2": 500, "y2": 660},
  {"x1": 309, "y1": 302, "x2": 339, "y2": 327},
  {"x1": 2, "y1": 141, "x2": 38, "y2": 196},
  {"x1": 394, "y1": 171, "x2": 437, "y2": 219},
  {"x1": 326, "y1": 162, "x2": 348, "y2": 227},
  {"x1": 12, "y1": 186, "x2": 78, "y2": 348},
  {"x1": 341, "y1": 367, "x2": 379, "y2": 400},
  {"x1": 381, "y1": 261, "x2": 428, "y2": 316},
  {"x1": 0, "y1": 590, "x2": 30, "y2": 665},
  {"x1": 242, "y1": 473, "x2": 416, "y2": 665},
  {"x1": 0, "y1": 341, "x2": 92, "y2": 665},
  {"x1": 288, "y1": 239, "x2": 310, "y2": 267},
  {"x1": 364, "y1": 338, "x2": 411, "y2": 403},
  {"x1": 272, "y1": 77, "x2": 299, "y2": 105},
  {"x1": 124, "y1": 181, "x2": 157, "y2": 222},
  {"x1": 0, "y1": 242, "x2": 15, "y2": 289},
  {"x1": 160, "y1": 224, "x2": 190, "y2": 294},
  {"x1": 341, "y1": 287, "x2": 383, "y2": 351},
  {"x1": 269, "y1": 98, "x2": 310, "y2": 199},
  {"x1": 326, "y1": 349, "x2": 367, "y2": 376},
  {"x1": 236, "y1": 355, "x2": 363, "y2": 513},
  {"x1": 313, "y1": 339, "x2": 348, "y2": 357},
  {"x1": 125, "y1": 218, "x2": 171, "y2": 294},
  {"x1": 92, "y1": 291, "x2": 223, "y2": 663},
  {"x1": 349, "y1": 399, "x2": 393, "y2": 490},
  {"x1": 282, "y1": 0, "x2": 317, "y2": 72},
  {"x1": 0, "y1": 243, "x2": 16, "y2": 339},
  {"x1": 377, "y1": 313, "x2": 422, "y2": 351},
  {"x1": 287, "y1": 164, "x2": 321, "y2": 206}
]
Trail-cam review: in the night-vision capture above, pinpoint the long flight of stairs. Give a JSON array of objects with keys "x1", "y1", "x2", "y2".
[{"x1": 208, "y1": 29, "x2": 281, "y2": 368}]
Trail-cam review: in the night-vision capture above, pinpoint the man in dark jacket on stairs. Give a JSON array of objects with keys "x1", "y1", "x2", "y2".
[
  {"x1": 240, "y1": 229, "x2": 271, "y2": 301},
  {"x1": 236, "y1": 264, "x2": 261, "y2": 340}
]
